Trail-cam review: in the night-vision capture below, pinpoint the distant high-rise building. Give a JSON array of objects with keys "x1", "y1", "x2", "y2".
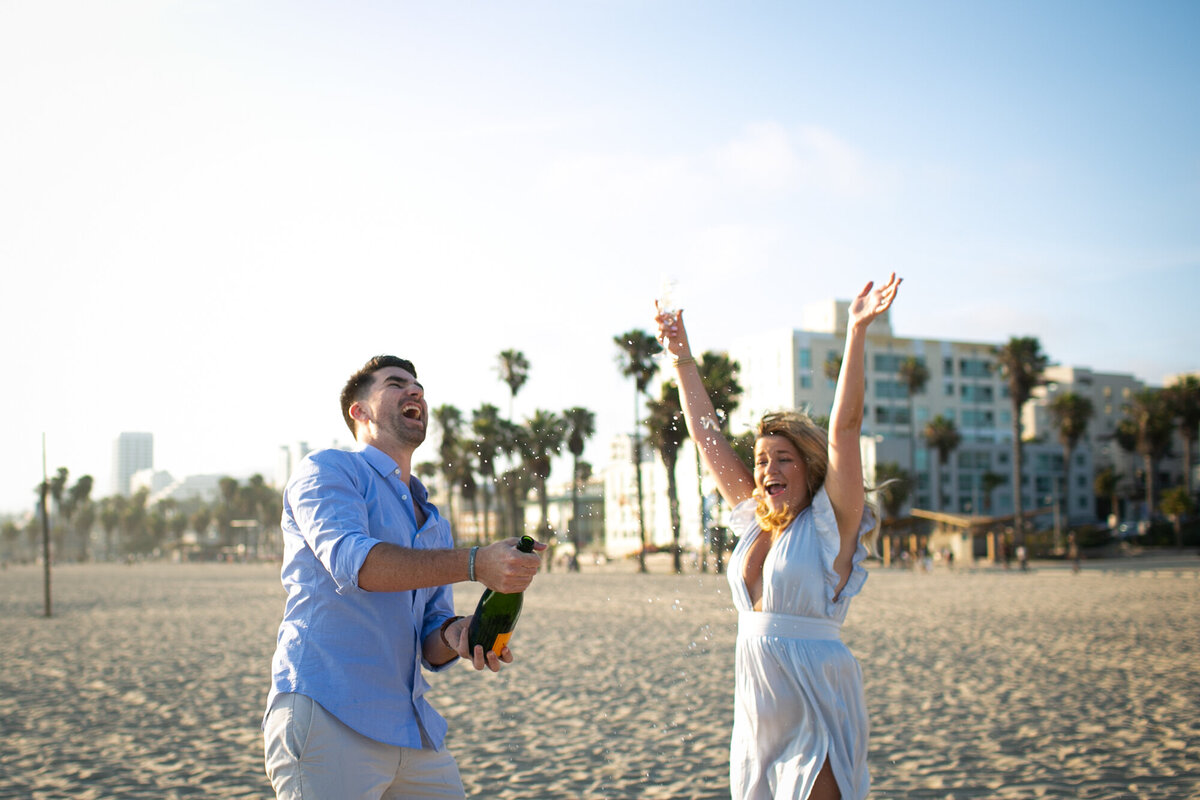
[
  {"x1": 276, "y1": 441, "x2": 312, "y2": 489},
  {"x1": 112, "y1": 432, "x2": 153, "y2": 496}
]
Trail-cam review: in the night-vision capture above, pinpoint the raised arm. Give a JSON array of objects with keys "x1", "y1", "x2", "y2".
[
  {"x1": 824, "y1": 274, "x2": 901, "y2": 557},
  {"x1": 655, "y1": 303, "x2": 755, "y2": 507}
]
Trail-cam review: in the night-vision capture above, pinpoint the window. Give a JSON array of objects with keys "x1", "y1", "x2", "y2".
[
  {"x1": 1036, "y1": 453, "x2": 1064, "y2": 471},
  {"x1": 957, "y1": 451, "x2": 992, "y2": 470},
  {"x1": 874, "y1": 354, "x2": 905, "y2": 373},
  {"x1": 959, "y1": 358, "x2": 993, "y2": 378},
  {"x1": 943, "y1": 357, "x2": 954, "y2": 375},
  {"x1": 875, "y1": 380, "x2": 909, "y2": 399},
  {"x1": 874, "y1": 405, "x2": 911, "y2": 425},
  {"x1": 960, "y1": 384, "x2": 995, "y2": 403},
  {"x1": 961, "y1": 409, "x2": 994, "y2": 428}
]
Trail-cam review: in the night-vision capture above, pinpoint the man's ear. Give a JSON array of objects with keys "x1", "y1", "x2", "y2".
[{"x1": 349, "y1": 401, "x2": 370, "y2": 425}]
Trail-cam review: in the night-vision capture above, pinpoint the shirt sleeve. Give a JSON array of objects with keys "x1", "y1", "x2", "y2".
[
  {"x1": 419, "y1": 515, "x2": 460, "y2": 672},
  {"x1": 286, "y1": 453, "x2": 379, "y2": 594},
  {"x1": 808, "y1": 485, "x2": 875, "y2": 610}
]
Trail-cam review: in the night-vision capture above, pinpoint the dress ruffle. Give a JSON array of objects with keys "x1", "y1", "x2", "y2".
[{"x1": 808, "y1": 486, "x2": 875, "y2": 611}]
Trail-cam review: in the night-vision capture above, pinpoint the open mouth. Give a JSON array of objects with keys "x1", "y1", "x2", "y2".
[
  {"x1": 401, "y1": 404, "x2": 423, "y2": 421},
  {"x1": 765, "y1": 482, "x2": 785, "y2": 498}
]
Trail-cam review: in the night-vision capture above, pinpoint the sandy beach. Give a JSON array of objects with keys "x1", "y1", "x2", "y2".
[{"x1": 1, "y1": 555, "x2": 1198, "y2": 799}]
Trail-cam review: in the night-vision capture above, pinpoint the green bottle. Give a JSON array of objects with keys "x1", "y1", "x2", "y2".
[{"x1": 467, "y1": 535, "x2": 536, "y2": 655}]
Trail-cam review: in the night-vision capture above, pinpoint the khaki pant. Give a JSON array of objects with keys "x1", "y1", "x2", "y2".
[{"x1": 264, "y1": 693, "x2": 466, "y2": 800}]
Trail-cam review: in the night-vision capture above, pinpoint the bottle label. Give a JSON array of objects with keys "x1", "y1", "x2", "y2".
[{"x1": 491, "y1": 632, "x2": 514, "y2": 655}]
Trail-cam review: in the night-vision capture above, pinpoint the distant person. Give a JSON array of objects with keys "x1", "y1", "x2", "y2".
[
  {"x1": 1068, "y1": 532, "x2": 1081, "y2": 574},
  {"x1": 1017, "y1": 544, "x2": 1028, "y2": 572},
  {"x1": 655, "y1": 274, "x2": 900, "y2": 800},
  {"x1": 263, "y1": 355, "x2": 544, "y2": 800}
]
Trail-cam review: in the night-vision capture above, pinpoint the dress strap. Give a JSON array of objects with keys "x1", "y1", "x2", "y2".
[{"x1": 738, "y1": 611, "x2": 842, "y2": 641}]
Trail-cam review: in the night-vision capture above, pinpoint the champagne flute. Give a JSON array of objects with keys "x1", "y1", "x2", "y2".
[{"x1": 656, "y1": 275, "x2": 681, "y2": 361}]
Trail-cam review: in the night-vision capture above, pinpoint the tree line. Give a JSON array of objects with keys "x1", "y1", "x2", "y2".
[{"x1": 2, "y1": 470, "x2": 283, "y2": 564}]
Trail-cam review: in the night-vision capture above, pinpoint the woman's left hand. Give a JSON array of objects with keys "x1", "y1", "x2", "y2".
[{"x1": 848, "y1": 273, "x2": 901, "y2": 329}]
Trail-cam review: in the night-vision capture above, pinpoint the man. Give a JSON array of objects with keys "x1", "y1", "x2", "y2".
[{"x1": 264, "y1": 355, "x2": 544, "y2": 799}]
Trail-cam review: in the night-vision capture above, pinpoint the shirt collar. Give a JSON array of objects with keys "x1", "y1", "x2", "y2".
[{"x1": 358, "y1": 444, "x2": 430, "y2": 505}]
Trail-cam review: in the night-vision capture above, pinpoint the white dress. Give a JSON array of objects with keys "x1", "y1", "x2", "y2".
[{"x1": 726, "y1": 486, "x2": 874, "y2": 800}]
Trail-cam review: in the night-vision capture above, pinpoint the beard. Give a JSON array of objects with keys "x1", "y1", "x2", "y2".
[{"x1": 384, "y1": 410, "x2": 427, "y2": 448}]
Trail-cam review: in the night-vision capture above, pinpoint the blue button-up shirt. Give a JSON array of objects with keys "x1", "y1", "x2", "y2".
[{"x1": 265, "y1": 445, "x2": 457, "y2": 748}]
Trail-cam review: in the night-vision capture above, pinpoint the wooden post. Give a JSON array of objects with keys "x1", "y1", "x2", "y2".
[{"x1": 41, "y1": 433, "x2": 52, "y2": 618}]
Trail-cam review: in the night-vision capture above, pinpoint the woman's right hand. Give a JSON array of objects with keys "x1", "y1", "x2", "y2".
[{"x1": 654, "y1": 301, "x2": 693, "y2": 362}]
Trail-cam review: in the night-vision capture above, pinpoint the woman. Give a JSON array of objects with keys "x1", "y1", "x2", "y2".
[{"x1": 654, "y1": 274, "x2": 900, "y2": 800}]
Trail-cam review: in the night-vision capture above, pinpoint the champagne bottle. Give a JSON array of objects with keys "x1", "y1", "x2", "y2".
[{"x1": 467, "y1": 535, "x2": 536, "y2": 655}]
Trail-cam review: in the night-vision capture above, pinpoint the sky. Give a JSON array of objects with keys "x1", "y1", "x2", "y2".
[{"x1": 2, "y1": 0, "x2": 1198, "y2": 517}]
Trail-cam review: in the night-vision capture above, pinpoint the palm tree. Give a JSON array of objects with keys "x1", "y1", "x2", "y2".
[
  {"x1": 995, "y1": 336, "x2": 1048, "y2": 549},
  {"x1": 1093, "y1": 465, "x2": 1121, "y2": 524},
  {"x1": 216, "y1": 476, "x2": 240, "y2": 549},
  {"x1": 897, "y1": 357, "x2": 930, "y2": 497},
  {"x1": 517, "y1": 409, "x2": 566, "y2": 569},
  {"x1": 121, "y1": 487, "x2": 151, "y2": 555},
  {"x1": 874, "y1": 462, "x2": 912, "y2": 521},
  {"x1": 167, "y1": 504, "x2": 189, "y2": 552},
  {"x1": 66, "y1": 474, "x2": 94, "y2": 560},
  {"x1": 188, "y1": 506, "x2": 211, "y2": 555},
  {"x1": 646, "y1": 381, "x2": 689, "y2": 573},
  {"x1": 697, "y1": 351, "x2": 743, "y2": 571},
  {"x1": 1160, "y1": 486, "x2": 1195, "y2": 549},
  {"x1": 1164, "y1": 375, "x2": 1200, "y2": 494},
  {"x1": 432, "y1": 404, "x2": 464, "y2": 537},
  {"x1": 923, "y1": 415, "x2": 961, "y2": 512},
  {"x1": 874, "y1": 462, "x2": 912, "y2": 565},
  {"x1": 981, "y1": 471, "x2": 1007, "y2": 514},
  {"x1": 1116, "y1": 388, "x2": 1175, "y2": 523},
  {"x1": 455, "y1": 453, "x2": 478, "y2": 544},
  {"x1": 614, "y1": 328, "x2": 661, "y2": 573},
  {"x1": 243, "y1": 473, "x2": 282, "y2": 558},
  {"x1": 470, "y1": 404, "x2": 505, "y2": 544},
  {"x1": 497, "y1": 349, "x2": 531, "y2": 422},
  {"x1": 1047, "y1": 392, "x2": 1095, "y2": 539},
  {"x1": 823, "y1": 352, "x2": 843, "y2": 385},
  {"x1": 1, "y1": 520, "x2": 19, "y2": 563},
  {"x1": 562, "y1": 406, "x2": 596, "y2": 566},
  {"x1": 47, "y1": 467, "x2": 69, "y2": 558}
]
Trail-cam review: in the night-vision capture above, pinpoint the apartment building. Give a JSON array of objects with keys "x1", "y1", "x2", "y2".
[{"x1": 111, "y1": 432, "x2": 154, "y2": 497}]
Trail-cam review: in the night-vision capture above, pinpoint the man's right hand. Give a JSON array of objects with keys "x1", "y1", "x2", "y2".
[{"x1": 473, "y1": 537, "x2": 546, "y2": 593}]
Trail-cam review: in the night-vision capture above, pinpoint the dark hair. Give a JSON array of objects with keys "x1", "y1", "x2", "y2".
[{"x1": 340, "y1": 355, "x2": 417, "y2": 434}]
